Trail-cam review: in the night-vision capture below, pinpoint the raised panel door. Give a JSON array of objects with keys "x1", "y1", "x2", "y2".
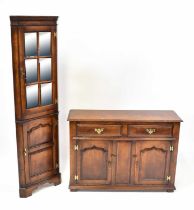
[
  {"x1": 135, "y1": 141, "x2": 171, "y2": 185},
  {"x1": 23, "y1": 115, "x2": 58, "y2": 184},
  {"x1": 76, "y1": 140, "x2": 112, "y2": 185}
]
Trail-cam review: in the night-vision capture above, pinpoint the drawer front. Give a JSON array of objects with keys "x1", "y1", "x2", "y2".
[
  {"x1": 128, "y1": 124, "x2": 173, "y2": 137},
  {"x1": 77, "y1": 124, "x2": 122, "y2": 137}
]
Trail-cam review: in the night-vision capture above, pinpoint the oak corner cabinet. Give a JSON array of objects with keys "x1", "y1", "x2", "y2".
[
  {"x1": 10, "y1": 16, "x2": 61, "y2": 198},
  {"x1": 68, "y1": 110, "x2": 182, "y2": 192}
]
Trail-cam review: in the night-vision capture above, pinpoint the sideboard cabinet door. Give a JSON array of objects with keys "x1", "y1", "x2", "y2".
[
  {"x1": 135, "y1": 141, "x2": 171, "y2": 185},
  {"x1": 76, "y1": 140, "x2": 112, "y2": 185},
  {"x1": 22, "y1": 115, "x2": 59, "y2": 185}
]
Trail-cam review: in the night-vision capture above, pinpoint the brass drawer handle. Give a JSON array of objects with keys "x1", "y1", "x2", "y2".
[
  {"x1": 94, "y1": 128, "x2": 104, "y2": 134},
  {"x1": 146, "y1": 128, "x2": 156, "y2": 135}
]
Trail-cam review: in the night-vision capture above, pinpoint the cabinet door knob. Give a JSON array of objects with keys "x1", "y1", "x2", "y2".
[
  {"x1": 111, "y1": 153, "x2": 117, "y2": 157},
  {"x1": 94, "y1": 128, "x2": 104, "y2": 134},
  {"x1": 107, "y1": 160, "x2": 111, "y2": 167},
  {"x1": 145, "y1": 128, "x2": 156, "y2": 135}
]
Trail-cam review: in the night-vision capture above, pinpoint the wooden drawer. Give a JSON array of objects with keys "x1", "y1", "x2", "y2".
[
  {"x1": 128, "y1": 124, "x2": 173, "y2": 137},
  {"x1": 77, "y1": 124, "x2": 122, "y2": 137}
]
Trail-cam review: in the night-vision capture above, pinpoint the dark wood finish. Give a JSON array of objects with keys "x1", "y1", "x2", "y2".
[
  {"x1": 135, "y1": 141, "x2": 171, "y2": 185},
  {"x1": 12, "y1": 24, "x2": 58, "y2": 120},
  {"x1": 115, "y1": 142, "x2": 132, "y2": 184},
  {"x1": 68, "y1": 110, "x2": 182, "y2": 122},
  {"x1": 128, "y1": 124, "x2": 173, "y2": 137},
  {"x1": 77, "y1": 123, "x2": 122, "y2": 137},
  {"x1": 77, "y1": 140, "x2": 112, "y2": 185},
  {"x1": 10, "y1": 16, "x2": 61, "y2": 198},
  {"x1": 10, "y1": 16, "x2": 58, "y2": 26},
  {"x1": 68, "y1": 110, "x2": 182, "y2": 192}
]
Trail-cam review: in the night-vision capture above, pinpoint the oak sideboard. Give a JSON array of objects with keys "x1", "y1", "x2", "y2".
[{"x1": 68, "y1": 110, "x2": 182, "y2": 192}]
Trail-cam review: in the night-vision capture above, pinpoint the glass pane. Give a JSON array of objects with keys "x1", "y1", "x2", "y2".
[
  {"x1": 26, "y1": 84, "x2": 38, "y2": 108},
  {"x1": 39, "y1": 32, "x2": 51, "y2": 56},
  {"x1": 25, "y1": 59, "x2": 38, "y2": 84},
  {"x1": 25, "y1": 33, "x2": 37, "y2": 57},
  {"x1": 40, "y1": 58, "x2": 51, "y2": 81},
  {"x1": 41, "y1": 83, "x2": 52, "y2": 106}
]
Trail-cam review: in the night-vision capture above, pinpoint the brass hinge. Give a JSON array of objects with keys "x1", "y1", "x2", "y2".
[
  {"x1": 24, "y1": 148, "x2": 27, "y2": 156},
  {"x1": 74, "y1": 145, "x2": 78, "y2": 151},
  {"x1": 55, "y1": 99, "x2": 58, "y2": 104},
  {"x1": 167, "y1": 176, "x2": 171, "y2": 181},
  {"x1": 56, "y1": 163, "x2": 59, "y2": 169},
  {"x1": 170, "y1": 146, "x2": 174, "y2": 152},
  {"x1": 74, "y1": 175, "x2": 78, "y2": 181},
  {"x1": 54, "y1": 32, "x2": 57, "y2": 37}
]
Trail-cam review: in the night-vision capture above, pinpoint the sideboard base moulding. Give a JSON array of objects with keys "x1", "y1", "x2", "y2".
[{"x1": 69, "y1": 185, "x2": 175, "y2": 192}]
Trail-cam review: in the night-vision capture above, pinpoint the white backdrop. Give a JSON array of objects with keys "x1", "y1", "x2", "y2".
[{"x1": 1, "y1": 0, "x2": 194, "y2": 209}]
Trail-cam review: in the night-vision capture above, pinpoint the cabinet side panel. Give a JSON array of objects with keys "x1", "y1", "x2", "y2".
[
  {"x1": 16, "y1": 123, "x2": 26, "y2": 187},
  {"x1": 53, "y1": 115, "x2": 60, "y2": 174},
  {"x1": 169, "y1": 122, "x2": 180, "y2": 185},
  {"x1": 52, "y1": 26, "x2": 58, "y2": 104},
  {"x1": 115, "y1": 142, "x2": 131, "y2": 184},
  {"x1": 11, "y1": 26, "x2": 22, "y2": 119},
  {"x1": 69, "y1": 122, "x2": 77, "y2": 185}
]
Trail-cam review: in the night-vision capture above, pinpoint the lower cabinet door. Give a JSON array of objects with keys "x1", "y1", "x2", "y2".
[
  {"x1": 135, "y1": 141, "x2": 171, "y2": 185},
  {"x1": 77, "y1": 140, "x2": 112, "y2": 185},
  {"x1": 23, "y1": 115, "x2": 58, "y2": 184}
]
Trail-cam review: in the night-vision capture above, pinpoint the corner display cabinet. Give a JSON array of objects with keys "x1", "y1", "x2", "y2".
[
  {"x1": 68, "y1": 110, "x2": 182, "y2": 192},
  {"x1": 10, "y1": 16, "x2": 61, "y2": 198}
]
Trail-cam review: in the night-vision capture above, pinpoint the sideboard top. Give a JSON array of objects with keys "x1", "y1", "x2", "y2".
[{"x1": 67, "y1": 110, "x2": 182, "y2": 122}]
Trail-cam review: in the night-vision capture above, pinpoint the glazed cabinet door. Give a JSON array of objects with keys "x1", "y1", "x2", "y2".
[
  {"x1": 76, "y1": 140, "x2": 112, "y2": 185},
  {"x1": 23, "y1": 115, "x2": 59, "y2": 184},
  {"x1": 135, "y1": 141, "x2": 171, "y2": 185},
  {"x1": 18, "y1": 26, "x2": 58, "y2": 119}
]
